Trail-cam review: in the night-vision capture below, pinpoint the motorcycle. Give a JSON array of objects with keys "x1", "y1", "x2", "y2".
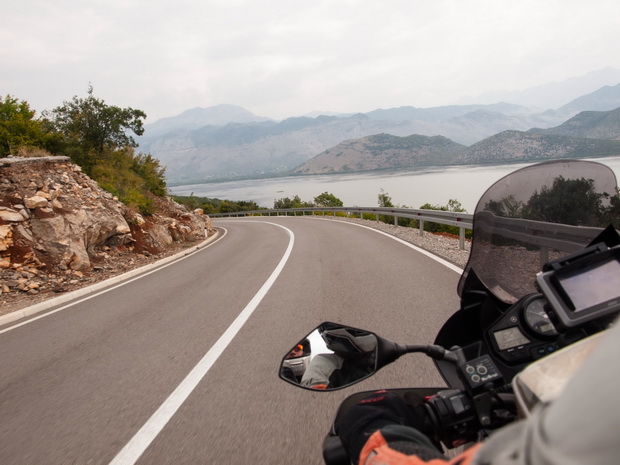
[{"x1": 278, "y1": 159, "x2": 620, "y2": 464}]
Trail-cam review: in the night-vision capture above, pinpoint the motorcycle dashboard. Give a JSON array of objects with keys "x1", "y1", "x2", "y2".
[{"x1": 487, "y1": 294, "x2": 560, "y2": 366}]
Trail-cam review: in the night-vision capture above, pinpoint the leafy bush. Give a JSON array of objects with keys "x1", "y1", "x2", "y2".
[
  {"x1": 0, "y1": 95, "x2": 62, "y2": 157},
  {"x1": 274, "y1": 195, "x2": 314, "y2": 209},
  {"x1": 2, "y1": 90, "x2": 168, "y2": 216},
  {"x1": 418, "y1": 199, "x2": 471, "y2": 238},
  {"x1": 91, "y1": 147, "x2": 163, "y2": 215},
  {"x1": 314, "y1": 192, "x2": 343, "y2": 207},
  {"x1": 172, "y1": 194, "x2": 265, "y2": 214}
]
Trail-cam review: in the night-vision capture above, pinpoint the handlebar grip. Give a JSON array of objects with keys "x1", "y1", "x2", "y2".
[{"x1": 322, "y1": 435, "x2": 351, "y2": 465}]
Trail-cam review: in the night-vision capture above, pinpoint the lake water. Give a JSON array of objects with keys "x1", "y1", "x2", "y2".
[{"x1": 170, "y1": 156, "x2": 620, "y2": 213}]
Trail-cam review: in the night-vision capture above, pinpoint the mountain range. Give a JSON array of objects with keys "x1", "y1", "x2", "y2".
[
  {"x1": 294, "y1": 108, "x2": 620, "y2": 175},
  {"x1": 137, "y1": 72, "x2": 620, "y2": 184}
]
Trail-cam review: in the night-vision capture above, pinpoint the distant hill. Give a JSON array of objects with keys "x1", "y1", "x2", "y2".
[
  {"x1": 557, "y1": 84, "x2": 620, "y2": 114},
  {"x1": 293, "y1": 134, "x2": 466, "y2": 174},
  {"x1": 364, "y1": 103, "x2": 531, "y2": 123},
  {"x1": 463, "y1": 67, "x2": 620, "y2": 109},
  {"x1": 457, "y1": 130, "x2": 620, "y2": 165},
  {"x1": 294, "y1": 129, "x2": 620, "y2": 175},
  {"x1": 139, "y1": 106, "x2": 566, "y2": 182},
  {"x1": 529, "y1": 106, "x2": 620, "y2": 140},
  {"x1": 138, "y1": 79, "x2": 620, "y2": 183},
  {"x1": 143, "y1": 114, "x2": 408, "y2": 183},
  {"x1": 142, "y1": 104, "x2": 272, "y2": 138},
  {"x1": 296, "y1": 108, "x2": 620, "y2": 174}
]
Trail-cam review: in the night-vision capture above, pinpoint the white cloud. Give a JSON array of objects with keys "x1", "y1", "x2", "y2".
[{"x1": 2, "y1": 0, "x2": 620, "y2": 121}]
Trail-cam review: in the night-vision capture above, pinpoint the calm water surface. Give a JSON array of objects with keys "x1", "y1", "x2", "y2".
[{"x1": 170, "y1": 157, "x2": 620, "y2": 213}]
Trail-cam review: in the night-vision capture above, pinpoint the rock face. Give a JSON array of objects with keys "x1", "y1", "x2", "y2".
[{"x1": 0, "y1": 156, "x2": 213, "y2": 304}]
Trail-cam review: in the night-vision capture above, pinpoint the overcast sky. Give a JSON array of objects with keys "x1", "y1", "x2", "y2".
[{"x1": 3, "y1": 0, "x2": 620, "y2": 122}]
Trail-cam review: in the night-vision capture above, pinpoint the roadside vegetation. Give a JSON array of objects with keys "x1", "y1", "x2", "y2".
[
  {"x1": 374, "y1": 189, "x2": 470, "y2": 238},
  {"x1": 170, "y1": 195, "x2": 264, "y2": 215},
  {"x1": 173, "y1": 188, "x2": 472, "y2": 238},
  {"x1": 1, "y1": 88, "x2": 166, "y2": 215}
]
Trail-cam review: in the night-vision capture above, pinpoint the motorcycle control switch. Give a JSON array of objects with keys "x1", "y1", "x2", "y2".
[{"x1": 459, "y1": 355, "x2": 502, "y2": 392}]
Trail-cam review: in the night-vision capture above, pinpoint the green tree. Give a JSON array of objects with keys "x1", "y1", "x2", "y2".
[
  {"x1": 376, "y1": 188, "x2": 399, "y2": 224},
  {"x1": 314, "y1": 192, "x2": 343, "y2": 207},
  {"x1": 171, "y1": 195, "x2": 265, "y2": 215},
  {"x1": 418, "y1": 198, "x2": 469, "y2": 237},
  {"x1": 49, "y1": 85, "x2": 146, "y2": 172},
  {"x1": 0, "y1": 95, "x2": 60, "y2": 157},
  {"x1": 90, "y1": 147, "x2": 162, "y2": 215},
  {"x1": 131, "y1": 153, "x2": 167, "y2": 197},
  {"x1": 377, "y1": 188, "x2": 394, "y2": 207},
  {"x1": 274, "y1": 195, "x2": 313, "y2": 209},
  {"x1": 419, "y1": 198, "x2": 466, "y2": 214},
  {"x1": 523, "y1": 176, "x2": 604, "y2": 226},
  {"x1": 485, "y1": 195, "x2": 524, "y2": 218},
  {"x1": 601, "y1": 188, "x2": 620, "y2": 227}
]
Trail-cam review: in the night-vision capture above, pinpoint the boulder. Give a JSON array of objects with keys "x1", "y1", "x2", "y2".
[
  {"x1": 1, "y1": 156, "x2": 210, "y2": 295},
  {"x1": 24, "y1": 195, "x2": 49, "y2": 209},
  {"x1": 0, "y1": 209, "x2": 25, "y2": 222},
  {"x1": 0, "y1": 225, "x2": 12, "y2": 251}
]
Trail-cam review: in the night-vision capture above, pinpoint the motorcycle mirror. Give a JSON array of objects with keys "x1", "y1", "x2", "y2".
[{"x1": 279, "y1": 322, "x2": 408, "y2": 391}]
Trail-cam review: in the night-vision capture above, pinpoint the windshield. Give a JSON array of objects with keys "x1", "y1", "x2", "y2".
[{"x1": 458, "y1": 160, "x2": 619, "y2": 303}]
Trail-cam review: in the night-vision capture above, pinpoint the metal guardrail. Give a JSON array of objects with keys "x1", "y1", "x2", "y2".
[
  {"x1": 210, "y1": 207, "x2": 474, "y2": 250},
  {"x1": 475, "y1": 211, "x2": 605, "y2": 265}
]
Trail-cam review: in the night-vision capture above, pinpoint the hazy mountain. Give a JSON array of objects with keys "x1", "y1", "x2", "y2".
[
  {"x1": 143, "y1": 114, "x2": 410, "y2": 183},
  {"x1": 140, "y1": 106, "x2": 566, "y2": 182},
  {"x1": 139, "y1": 78, "x2": 620, "y2": 183},
  {"x1": 458, "y1": 130, "x2": 620, "y2": 164},
  {"x1": 142, "y1": 104, "x2": 272, "y2": 138},
  {"x1": 461, "y1": 67, "x2": 620, "y2": 110},
  {"x1": 293, "y1": 134, "x2": 466, "y2": 174},
  {"x1": 364, "y1": 102, "x2": 531, "y2": 123},
  {"x1": 529, "y1": 106, "x2": 620, "y2": 140},
  {"x1": 557, "y1": 84, "x2": 620, "y2": 113},
  {"x1": 296, "y1": 108, "x2": 620, "y2": 175}
]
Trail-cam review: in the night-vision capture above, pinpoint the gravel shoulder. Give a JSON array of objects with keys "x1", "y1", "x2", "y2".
[{"x1": 328, "y1": 216, "x2": 471, "y2": 269}]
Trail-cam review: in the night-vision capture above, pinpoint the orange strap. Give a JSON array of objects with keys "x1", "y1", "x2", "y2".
[
  {"x1": 311, "y1": 384, "x2": 328, "y2": 390},
  {"x1": 360, "y1": 430, "x2": 482, "y2": 465}
]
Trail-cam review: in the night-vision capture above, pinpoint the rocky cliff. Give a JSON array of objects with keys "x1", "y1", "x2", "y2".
[{"x1": 0, "y1": 156, "x2": 213, "y2": 313}]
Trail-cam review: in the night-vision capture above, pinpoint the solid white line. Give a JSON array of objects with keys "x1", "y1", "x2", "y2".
[
  {"x1": 248, "y1": 216, "x2": 464, "y2": 274},
  {"x1": 328, "y1": 219, "x2": 464, "y2": 274},
  {"x1": 108, "y1": 222, "x2": 295, "y2": 465},
  {"x1": 0, "y1": 230, "x2": 228, "y2": 334}
]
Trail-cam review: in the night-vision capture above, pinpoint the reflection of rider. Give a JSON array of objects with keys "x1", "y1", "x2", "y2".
[
  {"x1": 300, "y1": 324, "x2": 377, "y2": 389},
  {"x1": 339, "y1": 317, "x2": 620, "y2": 465},
  {"x1": 287, "y1": 344, "x2": 304, "y2": 359},
  {"x1": 300, "y1": 352, "x2": 344, "y2": 390},
  {"x1": 281, "y1": 340, "x2": 311, "y2": 383}
]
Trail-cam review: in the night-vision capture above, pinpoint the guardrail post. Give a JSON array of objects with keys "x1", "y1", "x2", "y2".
[
  {"x1": 459, "y1": 227, "x2": 465, "y2": 250},
  {"x1": 375, "y1": 214, "x2": 379, "y2": 222},
  {"x1": 540, "y1": 247, "x2": 549, "y2": 267},
  {"x1": 419, "y1": 220, "x2": 424, "y2": 236},
  {"x1": 394, "y1": 215, "x2": 398, "y2": 226}
]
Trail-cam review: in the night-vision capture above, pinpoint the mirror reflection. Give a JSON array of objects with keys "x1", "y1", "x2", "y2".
[{"x1": 280, "y1": 322, "x2": 378, "y2": 390}]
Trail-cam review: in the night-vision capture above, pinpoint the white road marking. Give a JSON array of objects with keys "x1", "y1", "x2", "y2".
[
  {"x1": 235, "y1": 216, "x2": 464, "y2": 274},
  {"x1": 325, "y1": 219, "x2": 464, "y2": 274},
  {"x1": 109, "y1": 222, "x2": 294, "y2": 465}
]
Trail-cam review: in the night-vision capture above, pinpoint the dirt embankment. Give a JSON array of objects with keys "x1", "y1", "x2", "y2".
[{"x1": 0, "y1": 156, "x2": 214, "y2": 316}]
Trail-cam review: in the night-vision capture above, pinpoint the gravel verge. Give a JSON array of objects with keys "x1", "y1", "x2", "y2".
[{"x1": 326, "y1": 216, "x2": 471, "y2": 269}]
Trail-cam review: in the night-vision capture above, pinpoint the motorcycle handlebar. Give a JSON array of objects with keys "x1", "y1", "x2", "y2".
[{"x1": 322, "y1": 385, "x2": 516, "y2": 464}]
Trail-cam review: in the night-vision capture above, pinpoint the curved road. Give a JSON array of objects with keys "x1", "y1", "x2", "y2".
[{"x1": 0, "y1": 217, "x2": 462, "y2": 464}]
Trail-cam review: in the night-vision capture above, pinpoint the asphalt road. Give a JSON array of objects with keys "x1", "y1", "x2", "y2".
[{"x1": 0, "y1": 217, "x2": 463, "y2": 464}]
